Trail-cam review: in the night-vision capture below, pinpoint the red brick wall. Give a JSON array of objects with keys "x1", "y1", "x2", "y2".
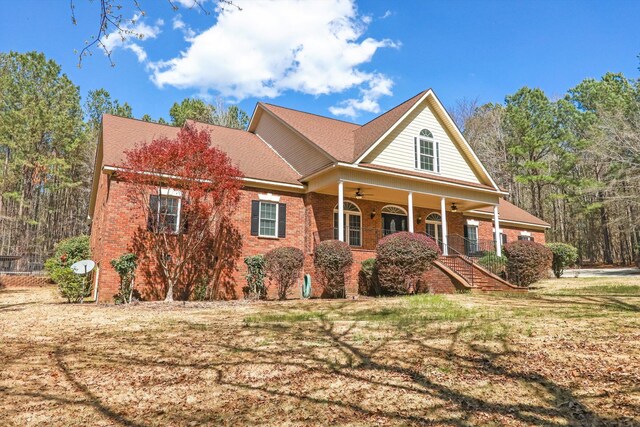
[
  {"x1": 475, "y1": 218, "x2": 546, "y2": 246},
  {"x1": 90, "y1": 174, "x2": 545, "y2": 301},
  {"x1": 90, "y1": 176, "x2": 309, "y2": 302},
  {"x1": 0, "y1": 274, "x2": 52, "y2": 288},
  {"x1": 420, "y1": 267, "x2": 459, "y2": 293}
]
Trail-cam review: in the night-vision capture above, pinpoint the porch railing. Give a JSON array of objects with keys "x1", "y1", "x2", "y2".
[
  {"x1": 446, "y1": 234, "x2": 495, "y2": 258},
  {"x1": 446, "y1": 234, "x2": 506, "y2": 278}
]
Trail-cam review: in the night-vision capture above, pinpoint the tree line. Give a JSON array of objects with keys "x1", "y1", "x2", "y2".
[
  {"x1": 0, "y1": 51, "x2": 249, "y2": 270},
  {"x1": 453, "y1": 65, "x2": 640, "y2": 265},
  {"x1": 2, "y1": 50, "x2": 638, "y2": 268}
]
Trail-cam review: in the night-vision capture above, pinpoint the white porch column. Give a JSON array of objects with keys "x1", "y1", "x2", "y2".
[
  {"x1": 494, "y1": 204, "x2": 502, "y2": 257},
  {"x1": 440, "y1": 197, "x2": 448, "y2": 255},
  {"x1": 337, "y1": 180, "x2": 344, "y2": 242},
  {"x1": 407, "y1": 192, "x2": 414, "y2": 233}
]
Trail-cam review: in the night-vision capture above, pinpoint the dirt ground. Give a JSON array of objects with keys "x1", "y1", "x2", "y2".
[{"x1": 1, "y1": 277, "x2": 639, "y2": 426}]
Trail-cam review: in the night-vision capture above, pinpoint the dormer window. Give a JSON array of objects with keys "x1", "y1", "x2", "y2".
[{"x1": 415, "y1": 129, "x2": 440, "y2": 173}]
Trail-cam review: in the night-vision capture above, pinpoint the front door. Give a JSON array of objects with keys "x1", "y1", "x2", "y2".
[{"x1": 382, "y1": 213, "x2": 407, "y2": 236}]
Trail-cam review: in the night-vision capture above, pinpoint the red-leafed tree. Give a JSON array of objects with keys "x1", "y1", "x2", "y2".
[{"x1": 119, "y1": 125, "x2": 243, "y2": 301}]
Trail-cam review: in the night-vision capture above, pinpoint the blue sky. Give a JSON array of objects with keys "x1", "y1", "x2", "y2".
[{"x1": 1, "y1": 0, "x2": 639, "y2": 124}]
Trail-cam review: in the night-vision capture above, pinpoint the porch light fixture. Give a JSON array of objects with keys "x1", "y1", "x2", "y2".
[
  {"x1": 370, "y1": 208, "x2": 376, "y2": 219},
  {"x1": 450, "y1": 203, "x2": 458, "y2": 212},
  {"x1": 417, "y1": 214, "x2": 422, "y2": 224}
]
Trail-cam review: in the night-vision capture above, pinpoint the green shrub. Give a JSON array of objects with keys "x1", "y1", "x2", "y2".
[
  {"x1": 44, "y1": 235, "x2": 91, "y2": 303},
  {"x1": 546, "y1": 243, "x2": 578, "y2": 278},
  {"x1": 503, "y1": 241, "x2": 552, "y2": 287},
  {"x1": 110, "y1": 253, "x2": 138, "y2": 304},
  {"x1": 244, "y1": 255, "x2": 266, "y2": 299},
  {"x1": 375, "y1": 232, "x2": 440, "y2": 295},
  {"x1": 358, "y1": 258, "x2": 379, "y2": 296},
  {"x1": 264, "y1": 247, "x2": 304, "y2": 300},
  {"x1": 193, "y1": 279, "x2": 208, "y2": 301},
  {"x1": 314, "y1": 240, "x2": 353, "y2": 298},
  {"x1": 477, "y1": 253, "x2": 507, "y2": 276}
]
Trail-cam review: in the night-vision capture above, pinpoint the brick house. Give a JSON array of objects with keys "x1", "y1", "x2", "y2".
[{"x1": 89, "y1": 89, "x2": 549, "y2": 301}]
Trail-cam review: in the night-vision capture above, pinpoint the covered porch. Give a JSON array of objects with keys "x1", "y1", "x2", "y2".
[{"x1": 306, "y1": 166, "x2": 505, "y2": 258}]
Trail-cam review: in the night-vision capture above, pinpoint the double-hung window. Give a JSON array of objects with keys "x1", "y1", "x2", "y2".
[
  {"x1": 149, "y1": 192, "x2": 181, "y2": 233},
  {"x1": 258, "y1": 201, "x2": 278, "y2": 237},
  {"x1": 416, "y1": 129, "x2": 440, "y2": 173},
  {"x1": 251, "y1": 199, "x2": 286, "y2": 238}
]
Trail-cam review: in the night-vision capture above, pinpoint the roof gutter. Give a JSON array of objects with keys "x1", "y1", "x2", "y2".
[{"x1": 102, "y1": 165, "x2": 305, "y2": 190}]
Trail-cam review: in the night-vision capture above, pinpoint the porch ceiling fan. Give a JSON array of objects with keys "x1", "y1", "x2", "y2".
[{"x1": 347, "y1": 187, "x2": 373, "y2": 199}]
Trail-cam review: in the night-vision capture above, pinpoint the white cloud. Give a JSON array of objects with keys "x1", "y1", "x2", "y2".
[
  {"x1": 173, "y1": 0, "x2": 199, "y2": 7},
  {"x1": 125, "y1": 44, "x2": 148, "y2": 62},
  {"x1": 172, "y1": 14, "x2": 196, "y2": 40},
  {"x1": 150, "y1": 0, "x2": 398, "y2": 116},
  {"x1": 329, "y1": 74, "x2": 393, "y2": 118},
  {"x1": 380, "y1": 10, "x2": 393, "y2": 19},
  {"x1": 101, "y1": 14, "x2": 163, "y2": 63}
]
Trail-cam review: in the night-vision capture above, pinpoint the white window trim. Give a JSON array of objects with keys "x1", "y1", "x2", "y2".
[
  {"x1": 466, "y1": 219, "x2": 480, "y2": 226},
  {"x1": 381, "y1": 205, "x2": 408, "y2": 215},
  {"x1": 258, "y1": 193, "x2": 280, "y2": 202},
  {"x1": 520, "y1": 231, "x2": 531, "y2": 237},
  {"x1": 416, "y1": 133, "x2": 440, "y2": 174},
  {"x1": 333, "y1": 202, "x2": 362, "y2": 247},
  {"x1": 258, "y1": 201, "x2": 279, "y2": 238},
  {"x1": 152, "y1": 192, "x2": 182, "y2": 234},
  {"x1": 160, "y1": 188, "x2": 182, "y2": 197}
]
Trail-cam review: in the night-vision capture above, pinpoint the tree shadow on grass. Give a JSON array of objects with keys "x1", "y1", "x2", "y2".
[{"x1": 2, "y1": 298, "x2": 637, "y2": 426}]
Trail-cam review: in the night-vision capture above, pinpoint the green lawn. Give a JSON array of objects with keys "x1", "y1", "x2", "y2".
[{"x1": 0, "y1": 276, "x2": 639, "y2": 426}]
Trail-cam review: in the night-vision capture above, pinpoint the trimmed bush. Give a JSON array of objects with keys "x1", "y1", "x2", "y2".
[
  {"x1": 264, "y1": 247, "x2": 304, "y2": 300},
  {"x1": 110, "y1": 253, "x2": 138, "y2": 304},
  {"x1": 503, "y1": 241, "x2": 552, "y2": 287},
  {"x1": 44, "y1": 235, "x2": 91, "y2": 303},
  {"x1": 546, "y1": 243, "x2": 578, "y2": 278},
  {"x1": 358, "y1": 258, "x2": 379, "y2": 296},
  {"x1": 375, "y1": 232, "x2": 440, "y2": 295},
  {"x1": 244, "y1": 255, "x2": 266, "y2": 299},
  {"x1": 314, "y1": 240, "x2": 353, "y2": 298},
  {"x1": 477, "y1": 253, "x2": 507, "y2": 276}
]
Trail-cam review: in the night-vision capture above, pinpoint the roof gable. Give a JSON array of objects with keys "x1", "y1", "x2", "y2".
[
  {"x1": 360, "y1": 97, "x2": 482, "y2": 184},
  {"x1": 252, "y1": 103, "x2": 359, "y2": 162},
  {"x1": 354, "y1": 90, "x2": 499, "y2": 189},
  {"x1": 352, "y1": 90, "x2": 428, "y2": 159}
]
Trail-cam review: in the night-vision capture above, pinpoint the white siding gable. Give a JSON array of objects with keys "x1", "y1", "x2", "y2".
[
  {"x1": 362, "y1": 100, "x2": 481, "y2": 184},
  {"x1": 254, "y1": 111, "x2": 331, "y2": 176}
]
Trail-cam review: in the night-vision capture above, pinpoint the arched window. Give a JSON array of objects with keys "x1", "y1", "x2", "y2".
[
  {"x1": 381, "y1": 205, "x2": 407, "y2": 215},
  {"x1": 426, "y1": 213, "x2": 441, "y2": 222},
  {"x1": 425, "y1": 213, "x2": 443, "y2": 245},
  {"x1": 415, "y1": 128, "x2": 440, "y2": 173},
  {"x1": 333, "y1": 201, "x2": 361, "y2": 246},
  {"x1": 381, "y1": 205, "x2": 408, "y2": 236}
]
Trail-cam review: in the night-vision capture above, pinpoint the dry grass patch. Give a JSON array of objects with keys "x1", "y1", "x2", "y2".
[{"x1": 0, "y1": 278, "x2": 639, "y2": 426}]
